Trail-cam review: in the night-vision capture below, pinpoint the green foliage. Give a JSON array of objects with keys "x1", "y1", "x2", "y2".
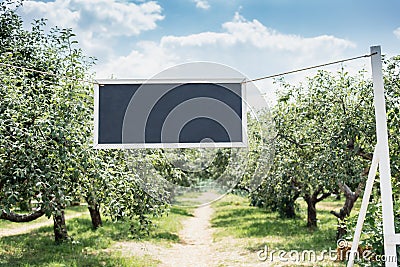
[
  {"x1": 78, "y1": 148, "x2": 169, "y2": 236},
  {"x1": 384, "y1": 55, "x2": 400, "y2": 176},
  {"x1": 251, "y1": 68, "x2": 376, "y2": 223},
  {"x1": 0, "y1": 0, "x2": 94, "y2": 217},
  {"x1": 235, "y1": 110, "x2": 275, "y2": 193},
  {"x1": 130, "y1": 111, "x2": 275, "y2": 203},
  {"x1": 345, "y1": 180, "x2": 400, "y2": 266},
  {"x1": 0, "y1": 0, "x2": 168, "y2": 238}
]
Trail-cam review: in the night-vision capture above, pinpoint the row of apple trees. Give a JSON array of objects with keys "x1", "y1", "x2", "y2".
[
  {"x1": 0, "y1": 0, "x2": 257, "y2": 243},
  {"x1": 248, "y1": 53, "x2": 400, "y2": 263},
  {"x1": 0, "y1": 0, "x2": 167, "y2": 242},
  {"x1": 0, "y1": 0, "x2": 254, "y2": 243}
]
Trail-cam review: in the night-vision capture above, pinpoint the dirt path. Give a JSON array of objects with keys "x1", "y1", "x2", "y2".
[
  {"x1": 0, "y1": 212, "x2": 85, "y2": 237},
  {"x1": 112, "y1": 200, "x2": 274, "y2": 267},
  {"x1": 112, "y1": 203, "x2": 264, "y2": 266},
  {"x1": 159, "y1": 204, "x2": 215, "y2": 266},
  {"x1": 112, "y1": 204, "x2": 221, "y2": 266}
]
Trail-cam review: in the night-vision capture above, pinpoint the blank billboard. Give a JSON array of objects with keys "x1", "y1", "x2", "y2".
[{"x1": 94, "y1": 79, "x2": 247, "y2": 148}]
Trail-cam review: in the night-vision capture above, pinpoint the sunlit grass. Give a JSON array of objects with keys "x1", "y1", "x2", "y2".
[
  {"x1": 0, "y1": 205, "x2": 193, "y2": 267},
  {"x1": 211, "y1": 194, "x2": 354, "y2": 266},
  {"x1": 0, "y1": 194, "x2": 362, "y2": 266},
  {"x1": 143, "y1": 205, "x2": 193, "y2": 245}
]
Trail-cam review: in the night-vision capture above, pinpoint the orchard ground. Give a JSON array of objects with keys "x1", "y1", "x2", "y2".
[{"x1": 0, "y1": 193, "x2": 358, "y2": 267}]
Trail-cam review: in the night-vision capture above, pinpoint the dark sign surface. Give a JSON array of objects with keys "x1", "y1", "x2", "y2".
[{"x1": 94, "y1": 79, "x2": 247, "y2": 148}]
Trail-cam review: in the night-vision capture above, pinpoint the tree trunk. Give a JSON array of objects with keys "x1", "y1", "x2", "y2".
[
  {"x1": 305, "y1": 195, "x2": 318, "y2": 228},
  {"x1": 281, "y1": 190, "x2": 300, "y2": 219},
  {"x1": 304, "y1": 187, "x2": 331, "y2": 228},
  {"x1": 331, "y1": 181, "x2": 363, "y2": 239},
  {"x1": 331, "y1": 182, "x2": 362, "y2": 220},
  {"x1": 53, "y1": 210, "x2": 68, "y2": 243},
  {"x1": 284, "y1": 201, "x2": 297, "y2": 219},
  {"x1": 336, "y1": 220, "x2": 348, "y2": 241},
  {"x1": 88, "y1": 202, "x2": 102, "y2": 229}
]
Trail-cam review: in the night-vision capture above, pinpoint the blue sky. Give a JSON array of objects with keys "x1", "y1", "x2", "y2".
[
  {"x1": 155, "y1": 0, "x2": 399, "y2": 42},
  {"x1": 17, "y1": 0, "x2": 400, "y2": 102}
]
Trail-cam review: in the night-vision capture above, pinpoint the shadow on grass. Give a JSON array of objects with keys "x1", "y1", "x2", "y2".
[
  {"x1": 150, "y1": 231, "x2": 179, "y2": 241},
  {"x1": 0, "y1": 209, "x2": 187, "y2": 267},
  {"x1": 212, "y1": 203, "x2": 337, "y2": 252},
  {"x1": 212, "y1": 207, "x2": 305, "y2": 237},
  {"x1": 0, "y1": 229, "x2": 125, "y2": 267},
  {"x1": 141, "y1": 206, "x2": 193, "y2": 242},
  {"x1": 168, "y1": 206, "x2": 194, "y2": 217}
]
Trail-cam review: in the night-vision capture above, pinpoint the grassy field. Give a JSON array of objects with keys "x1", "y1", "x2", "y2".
[
  {"x1": 0, "y1": 195, "x2": 361, "y2": 266},
  {"x1": 0, "y1": 205, "x2": 193, "y2": 267},
  {"x1": 211, "y1": 194, "x2": 357, "y2": 266}
]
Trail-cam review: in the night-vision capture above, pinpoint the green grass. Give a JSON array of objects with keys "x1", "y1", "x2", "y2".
[
  {"x1": 0, "y1": 205, "x2": 193, "y2": 267},
  {"x1": 211, "y1": 194, "x2": 353, "y2": 266},
  {"x1": 172, "y1": 190, "x2": 225, "y2": 208},
  {"x1": 143, "y1": 206, "x2": 194, "y2": 245},
  {"x1": 0, "y1": 196, "x2": 362, "y2": 266},
  {"x1": 173, "y1": 191, "x2": 204, "y2": 206}
]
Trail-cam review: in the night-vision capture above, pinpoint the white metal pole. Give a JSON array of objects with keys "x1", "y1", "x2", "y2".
[
  {"x1": 347, "y1": 147, "x2": 379, "y2": 267},
  {"x1": 371, "y1": 45, "x2": 397, "y2": 267}
]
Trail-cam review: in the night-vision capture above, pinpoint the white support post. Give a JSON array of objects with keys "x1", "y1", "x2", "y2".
[
  {"x1": 371, "y1": 45, "x2": 397, "y2": 267},
  {"x1": 347, "y1": 147, "x2": 379, "y2": 267}
]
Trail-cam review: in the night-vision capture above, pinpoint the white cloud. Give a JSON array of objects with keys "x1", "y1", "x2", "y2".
[
  {"x1": 20, "y1": 0, "x2": 80, "y2": 29},
  {"x1": 94, "y1": 12, "x2": 357, "y2": 89},
  {"x1": 87, "y1": 11, "x2": 364, "y2": 110},
  {"x1": 20, "y1": 0, "x2": 164, "y2": 36},
  {"x1": 161, "y1": 12, "x2": 354, "y2": 53},
  {"x1": 394, "y1": 27, "x2": 400, "y2": 39},
  {"x1": 156, "y1": 12, "x2": 358, "y2": 86},
  {"x1": 194, "y1": 0, "x2": 210, "y2": 10},
  {"x1": 93, "y1": 41, "x2": 179, "y2": 78},
  {"x1": 18, "y1": 0, "x2": 164, "y2": 62}
]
